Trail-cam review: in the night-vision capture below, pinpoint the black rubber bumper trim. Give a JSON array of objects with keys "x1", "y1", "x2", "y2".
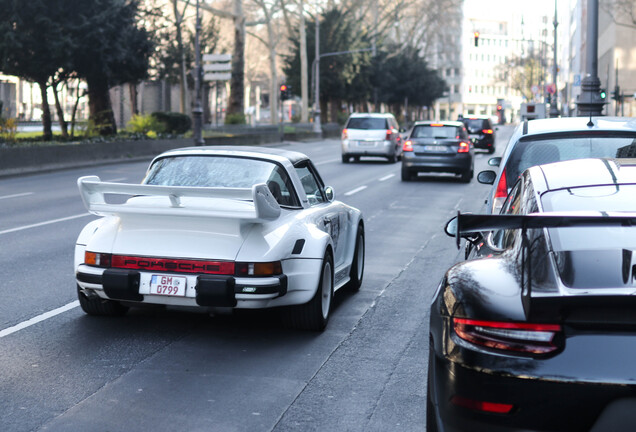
[
  {"x1": 76, "y1": 271, "x2": 103, "y2": 285},
  {"x1": 195, "y1": 276, "x2": 237, "y2": 307},
  {"x1": 103, "y1": 269, "x2": 143, "y2": 301}
]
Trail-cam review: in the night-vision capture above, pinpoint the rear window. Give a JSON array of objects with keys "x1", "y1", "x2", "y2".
[
  {"x1": 541, "y1": 184, "x2": 636, "y2": 252},
  {"x1": 464, "y1": 119, "x2": 489, "y2": 133},
  {"x1": 411, "y1": 125, "x2": 460, "y2": 139},
  {"x1": 346, "y1": 117, "x2": 388, "y2": 130},
  {"x1": 505, "y1": 134, "x2": 636, "y2": 187}
]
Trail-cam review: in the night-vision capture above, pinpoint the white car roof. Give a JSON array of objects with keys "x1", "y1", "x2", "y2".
[
  {"x1": 151, "y1": 146, "x2": 309, "y2": 166},
  {"x1": 522, "y1": 116, "x2": 636, "y2": 136},
  {"x1": 348, "y1": 113, "x2": 395, "y2": 118}
]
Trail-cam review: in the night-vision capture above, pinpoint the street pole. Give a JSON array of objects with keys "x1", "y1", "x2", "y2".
[
  {"x1": 577, "y1": 0, "x2": 604, "y2": 117},
  {"x1": 193, "y1": 0, "x2": 205, "y2": 145},
  {"x1": 312, "y1": 15, "x2": 322, "y2": 135},
  {"x1": 549, "y1": 0, "x2": 560, "y2": 117}
]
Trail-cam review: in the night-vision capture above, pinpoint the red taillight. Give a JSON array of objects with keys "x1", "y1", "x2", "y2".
[
  {"x1": 85, "y1": 251, "x2": 112, "y2": 268},
  {"x1": 453, "y1": 318, "x2": 562, "y2": 354},
  {"x1": 342, "y1": 129, "x2": 348, "y2": 140},
  {"x1": 111, "y1": 255, "x2": 235, "y2": 275},
  {"x1": 482, "y1": 129, "x2": 494, "y2": 134},
  {"x1": 457, "y1": 142, "x2": 470, "y2": 153},
  {"x1": 385, "y1": 129, "x2": 393, "y2": 140},
  {"x1": 403, "y1": 140, "x2": 413, "y2": 152},
  {"x1": 430, "y1": 123, "x2": 444, "y2": 127},
  {"x1": 451, "y1": 395, "x2": 514, "y2": 414}
]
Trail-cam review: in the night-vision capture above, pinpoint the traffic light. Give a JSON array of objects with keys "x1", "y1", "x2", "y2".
[
  {"x1": 280, "y1": 84, "x2": 288, "y2": 101},
  {"x1": 611, "y1": 86, "x2": 620, "y2": 101},
  {"x1": 599, "y1": 88, "x2": 607, "y2": 100},
  {"x1": 474, "y1": 31, "x2": 480, "y2": 47}
]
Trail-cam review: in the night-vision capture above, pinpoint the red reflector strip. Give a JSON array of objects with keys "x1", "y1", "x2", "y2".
[
  {"x1": 451, "y1": 395, "x2": 514, "y2": 414},
  {"x1": 454, "y1": 318, "x2": 561, "y2": 332},
  {"x1": 111, "y1": 255, "x2": 235, "y2": 275}
]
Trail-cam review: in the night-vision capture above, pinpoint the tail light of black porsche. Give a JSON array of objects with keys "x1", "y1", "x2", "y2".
[{"x1": 453, "y1": 318, "x2": 562, "y2": 355}]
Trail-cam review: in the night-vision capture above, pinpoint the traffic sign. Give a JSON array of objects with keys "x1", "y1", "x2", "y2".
[{"x1": 203, "y1": 53, "x2": 232, "y2": 82}]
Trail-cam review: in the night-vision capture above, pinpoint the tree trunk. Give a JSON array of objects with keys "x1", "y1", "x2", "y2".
[
  {"x1": 299, "y1": 0, "x2": 308, "y2": 123},
  {"x1": 228, "y1": 0, "x2": 245, "y2": 118},
  {"x1": 129, "y1": 83, "x2": 139, "y2": 116},
  {"x1": 38, "y1": 81, "x2": 53, "y2": 141},
  {"x1": 86, "y1": 76, "x2": 117, "y2": 135},
  {"x1": 52, "y1": 82, "x2": 69, "y2": 138},
  {"x1": 267, "y1": 17, "x2": 278, "y2": 125},
  {"x1": 173, "y1": 0, "x2": 188, "y2": 114}
]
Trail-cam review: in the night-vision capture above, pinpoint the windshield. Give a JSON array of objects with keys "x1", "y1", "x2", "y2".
[
  {"x1": 143, "y1": 155, "x2": 300, "y2": 207},
  {"x1": 411, "y1": 125, "x2": 459, "y2": 139},
  {"x1": 505, "y1": 134, "x2": 636, "y2": 187},
  {"x1": 346, "y1": 117, "x2": 387, "y2": 130},
  {"x1": 464, "y1": 119, "x2": 487, "y2": 133}
]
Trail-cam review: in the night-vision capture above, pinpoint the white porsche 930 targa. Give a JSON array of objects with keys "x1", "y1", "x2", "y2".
[{"x1": 75, "y1": 146, "x2": 364, "y2": 331}]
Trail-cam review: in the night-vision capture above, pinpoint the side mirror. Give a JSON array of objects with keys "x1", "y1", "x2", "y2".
[
  {"x1": 444, "y1": 215, "x2": 482, "y2": 249},
  {"x1": 324, "y1": 186, "x2": 335, "y2": 202},
  {"x1": 477, "y1": 170, "x2": 497, "y2": 185},
  {"x1": 488, "y1": 157, "x2": 501, "y2": 167}
]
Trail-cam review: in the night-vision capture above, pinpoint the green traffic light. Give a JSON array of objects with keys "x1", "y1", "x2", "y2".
[{"x1": 600, "y1": 89, "x2": 607, "y2": 99}]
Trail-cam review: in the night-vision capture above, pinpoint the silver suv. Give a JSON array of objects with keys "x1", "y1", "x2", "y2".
[{"x1": 341, "y1": 113, "x2": 402, "y2": 163}]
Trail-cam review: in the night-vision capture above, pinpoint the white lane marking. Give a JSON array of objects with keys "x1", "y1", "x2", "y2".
[
  {"x1": 104, "y1": 177, "x2": 127, "y2": 182},
  {"x1": 0, "y1": 213, "x2": 91, "y2": 235},
  {"x1": 344, "y1": 185, "x2": 367, "y2": 196},
  {"x1": 0, "y1": 301, "x2": 79, "y2": 339},
  {"x1": 314, "y1": 158, "x2": 342, "y2": 166},
  {"x1": 0, "y1": 192, "x2": 34, "y2": 200},
  {"x1": 378, "y1": 174, "x2": 395, "y2": 182}
]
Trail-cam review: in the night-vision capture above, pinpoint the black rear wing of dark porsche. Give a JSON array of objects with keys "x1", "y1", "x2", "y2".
[
  {"x1": 451, "y1": 212, "x2": 636, "y2": 322},
  {"x1": 451, "y1": 212, "x2": 636, "y2": 248}
]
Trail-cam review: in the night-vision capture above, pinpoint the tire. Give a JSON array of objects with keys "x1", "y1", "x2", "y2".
[
  {"x1": 283, "y1": 251, "x2": 334, "y2": 331},
  {"x1": 401, "y1": 168, "x2": 413, "y2": 181},
  {"x1": 388, "y1": 152, "x2": 398, "y2": 163},
  {"x1": 77, "y1": 285, "x2": 128, "y2": 316},
  {"x1": 427, "y1": 350, "x2": 439, "y2": 432},
  {"x1": 460, "y1": 168, "x2": 473, "y2": 183},
  {"x1": 342, "y1": 154, "x2": 350, "y2": 163},
  {"x1": 488, "y1": 146, "x2": 495, "y2": 154},
  {"x1": 346, "y1": 225, "x2": 365, "y2": 291}
]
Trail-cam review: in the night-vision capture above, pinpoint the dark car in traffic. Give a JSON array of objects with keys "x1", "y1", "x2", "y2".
[
  {"x1": 428, "y1": 157, "x2": 636, "y2": 432},
  {"x1": 401, "y1": 121, "x2": 473, "y2": 182},
  {"x1": 461, "y1": 116, "x2": 496, "y2": 153}
]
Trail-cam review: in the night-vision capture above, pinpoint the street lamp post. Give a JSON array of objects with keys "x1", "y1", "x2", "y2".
[
  {"x1": 193, "y1": 0, "x2": 205, "y2": 145},
  {"x1": 549, "y1": 0, "x2": 560, "y2": 117},
  {"x1": 577, "y1": 0, "x2": 604, "y2": 117}
]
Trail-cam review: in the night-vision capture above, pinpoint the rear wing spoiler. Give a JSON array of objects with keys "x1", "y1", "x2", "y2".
[
  {"x1": 77, "y1": 175, "x2": 281, "y2": 222},
  {"x1": 451, "y1": 212, "x2": 636, "y2": 248}
]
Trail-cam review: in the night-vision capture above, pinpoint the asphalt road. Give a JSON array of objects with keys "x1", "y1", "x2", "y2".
[{"x1": 0, "y1": 125, "x2": 514, "y2": 432}]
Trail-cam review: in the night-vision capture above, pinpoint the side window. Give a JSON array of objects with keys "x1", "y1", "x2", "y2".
[
  {"x1": 491, "y1": 180, "x2": 523, "y2": 249},
  {"x1": 267, "y1": 166, "x2": 300, "y2": 207},
  {"x1": 295, "y1": 163, "x2": 326, "y2": 206}
]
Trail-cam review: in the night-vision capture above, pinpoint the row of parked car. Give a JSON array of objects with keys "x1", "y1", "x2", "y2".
[
  {"x1": 340, "y1": 112, "x2": 496, "y2": 182},
  {"x1": 428, "y1": 115, "x2": 636, "y2": 431}
]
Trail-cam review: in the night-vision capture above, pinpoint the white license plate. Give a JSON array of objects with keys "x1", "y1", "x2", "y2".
[
  {"x1": 150, "y1": 275, "x2": 187, "y2": 296},
  {"x1": 358, "y1": 141, "x2": 377, "y2": 146},
  {"x1": 423, "y1": 145, "x2": 447, "y2": 152}
]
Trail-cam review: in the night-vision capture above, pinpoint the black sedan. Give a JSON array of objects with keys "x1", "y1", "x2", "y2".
[
  {"x1": 428, "y1": 158, "x2": 636, "y2": 432},
  {"x1": 401, "y1": 121, "x2": 474, "y2": 182}
]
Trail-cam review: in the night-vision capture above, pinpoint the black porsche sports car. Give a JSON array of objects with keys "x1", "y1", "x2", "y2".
[{"x1": 428, "y1": 158, "x2": 636, "y2": 432}]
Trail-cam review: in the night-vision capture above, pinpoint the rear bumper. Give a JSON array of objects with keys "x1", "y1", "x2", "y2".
[
  {"x1": 342, "y1": 139, "x2": 396, "y2": 157},
  {"x1": 402, "y1": 152, "x2": 472, "y2": 174},
  {"x1": 470, "y1": 134, "x2": 494, "y2": 149},
  {"x1": 76, "y1": 265, "x2": 293, "y2": 308},
  {"x1": 430, "y1": 352, "x2": 636, "y2": 432}
]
